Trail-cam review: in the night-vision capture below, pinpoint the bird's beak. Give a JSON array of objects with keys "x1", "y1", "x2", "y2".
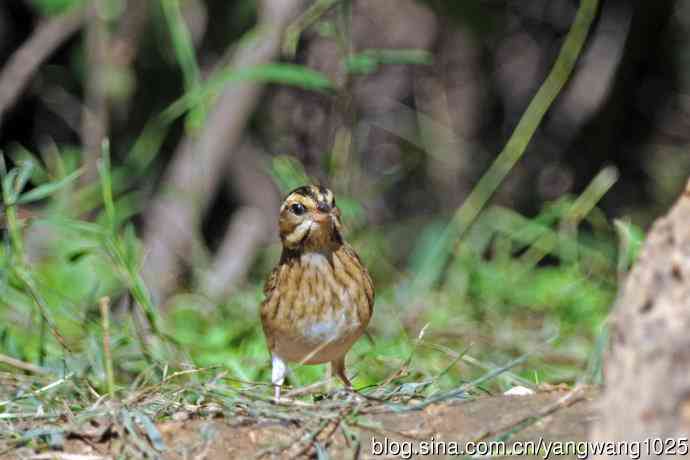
[{"x1": 312, "y1": 211, "x2": 332, "y2": 225}]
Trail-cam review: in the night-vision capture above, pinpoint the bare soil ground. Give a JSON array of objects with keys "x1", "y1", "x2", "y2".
[{"x1": 4, "y1": 387, "x2": 598, "y2": 459}]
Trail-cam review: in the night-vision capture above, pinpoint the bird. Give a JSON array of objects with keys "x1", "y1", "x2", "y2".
[{"x1": 260, "y1": 185, "x2": 374, "y2": 400}]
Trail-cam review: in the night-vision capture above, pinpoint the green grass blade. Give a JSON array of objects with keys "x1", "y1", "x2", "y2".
[
  {"x1": 346, "y1": 48, "x2": 433, "y2": 74},
  {"x1": 16, "y1": 169, "x2": 82, "y2": 205},
  {"x1": 613, "y1": 219, "x2": 644, "y2": 276},
  {"x1": 409, "y1": 0, "x2": 600, "y2": 295},
  {"x1": 8, "y1": 144, "x2": 49, "y2": 185},
  {"x1": 97, "y1": 139, "x2": 116, "y2": 234},
  {"x1": 13, "y1": 160, "x2": 34, "y2": 196},
  {"x1": 160, "y1": 0, "x2": 205, "y2": 131},
  {"x1": 160, "y1": 63, "x2": 334, "y2": 124}
]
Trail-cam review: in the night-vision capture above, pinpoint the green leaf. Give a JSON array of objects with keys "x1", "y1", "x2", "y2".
[
  {"x1": 345, "y1": 54, "x2": 378, "y2": 75},
  {"x1": 269, "y1": 155, "x2": 313, "y2": 193},
  {"x1": 233, "y1": 63, "x2": 334, "y2": 90},
  {"x1": 0, "y1": 153, "x2": 7, "y2": 177},
  {"x1": 29, "y1": 0, "x2": 84, "y2": 15},
  {"x1": 614, "y1": 219, "x2": 645, "y2": 273},
  {"x1": 407, "y1": 220, "x2": 450, "y2": 287},
  {"x1": 97, "y1": 140, "x2": 116, "y2": 234},
  {"x1": 122, "y1": 223, "x2": 140, "y2": 268},
  {"x1": 335, "y1": 196, "x2": 364, "y2": 226},
  {"x1": 408, "y1": 0, "x2": 600, "y2": 295},
  {"x1": 66, "y1": 248, "x2": 97, "y2": 263},
  {"x1": 160, "y1": 0, "x2": 205, "y2": 131},
  {"x1": 9, "y1": 146, "x2": 49, "y2": 185},
  {"x1": 41, "y1": 216, "x2": 108, "y2": 237},
  {"x1": 14, "y1": 161, "x2": 35, "y2": 196},
  {"x1": 2, "y1": 169, "x2": 20, "y2": 204},
  {"x1": 346, "y1": 49, "x2": 433, "y2": 75},
  {"x1": 16, "y1": 169, "x2": 82, "y2": 205},
  {"x1": 161, "y1": 63, "x2": 334, "y2": 124}
]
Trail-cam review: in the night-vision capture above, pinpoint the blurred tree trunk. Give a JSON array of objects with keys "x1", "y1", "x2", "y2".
[
  {"x1": 0, "y1": 7, "x2": 84, "y2": 125},
  {"x1": 81, "y1": 2, "x2": 110, "y2": 184},
  {"x1": 142, "y1": 0, "x2": 303, "y2": 305},
  {"x1": 591, "y1": 178, "x2": 690, "y2": 445},
  {"x1": 201, "y1": 139, "x2": 280, "y2": 300}
]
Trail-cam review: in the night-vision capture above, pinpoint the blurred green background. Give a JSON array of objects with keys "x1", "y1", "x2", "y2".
[{"x1": 0, "y1": 0, "x2": 687, "y2": 398}]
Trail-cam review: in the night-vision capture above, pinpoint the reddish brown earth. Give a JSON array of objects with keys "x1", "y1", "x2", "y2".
[{"x1": 5, "y1": 387, "x2": 598, "y2": 459}]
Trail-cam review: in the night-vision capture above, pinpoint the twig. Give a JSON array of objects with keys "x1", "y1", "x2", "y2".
[
  {"x1": 290, "y1": 419, "x2": 333, "y2": 459},
  {"x1": 0, "y1": 353, "x2": 50, "y2": 375},
  {"x1": 256, "y1": 418, "x2": 331, "y2": 459},
  {"x1": 290, "y1": 415, "x2": 342, "y2": 459},
  {"x1": 475, "y1": 385, "x2": 588, "y2": 442},
  {"x1": 0, "y1": 372, "x2": 75, "y2": 408},
  {"x1": 392, "y1": 338, "x2": 557, "y2": 414},
  {"x1": 0, "y1": 412, "x2": 65, "y2": 420},
  {"x1": 420, "y1": 341, "x2": 534, "y2": 389},
  {"x1": 29, "y1": 454, "x2": 109, "y2": 460},
  {"x1": 284, "y1": 377, "x2": 334, "y2": 399},
  {"x1": 340, "y1": 420, "x2": 361, "y2": 459},
  {"x1": 349, "y1": 418, "x2": 430, "y2": 442},
  {"x1": 123, "y1": 366, "x2": 221, "y2": 404},
  {"x1": 0, "y1": 7, "x2": 85, "y2": 124},
  {"x1": 283, "y1": 0, "x2": 342, "y2": 57}
]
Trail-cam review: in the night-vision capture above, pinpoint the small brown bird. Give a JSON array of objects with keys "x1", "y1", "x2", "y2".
[{"x1": 261, "y1": 185, "x2": 374, "y2": 400}]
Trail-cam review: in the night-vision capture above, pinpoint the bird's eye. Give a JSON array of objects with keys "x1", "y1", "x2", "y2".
[{"x1": 290, "y1": 203, "x2": 306, "y2": 215}]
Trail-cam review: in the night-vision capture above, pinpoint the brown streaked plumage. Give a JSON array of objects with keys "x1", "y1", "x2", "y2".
[{"x1": 261, "y1": 185, "x2": 374, "y2": 400}]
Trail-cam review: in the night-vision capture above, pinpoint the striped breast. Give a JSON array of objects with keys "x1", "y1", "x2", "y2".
[{"x1": 260, "y1": 244, "x2": 374, "y2": 364}]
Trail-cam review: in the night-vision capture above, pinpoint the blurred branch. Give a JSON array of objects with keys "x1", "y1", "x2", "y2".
[
  {"x1": 201, "y1": 206, "x2": 266, "y2": 299},
  {"x1": 283, "y1": 0, "x2": 341, "y2": 57},
  {"x1": 81, "y1": 3, "x2": 110, "y2": 184},
  {"x1": 414, "y1": 28, "x2": 484, "y2": 210},
  {"x1": 36, "y1": 2, "x2": 149, "y2": 144},
  {"x1": 549, "y1": 0, "x2": 632, "y2": 142},
  {"x1": 143, "y1": 0, "x2": 304, "y2": 304},
  {"x1": 38, "y1": 85, "x2": 84, "y2": 138},
  {"x1": 201, "y1": 139, "x2": 280, "y2": 299},
  {"x1": 0, "y1": 353, "x2": 49, "y2": 375},
  {"x1": 0, "y1": 7, "x2": 85, "y2": 125},
  {"x1": 112, "y1": 0, "x2": 149, "y2": 67},
  {"x1": 414, "y1": 69, "x2": 469, "y2": 210}
]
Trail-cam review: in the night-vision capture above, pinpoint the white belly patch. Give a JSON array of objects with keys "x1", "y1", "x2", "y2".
[{"x1": 303, "y1": 310, "x2": 349, "y2": 342}]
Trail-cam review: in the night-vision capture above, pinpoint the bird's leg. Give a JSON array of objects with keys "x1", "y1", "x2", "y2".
[
  {"x1": 331, "y1": 356, "x2": 352, "y2": 389},
  {"x1": 271, "y1": 354, "x2": 288, "y2": 401}
]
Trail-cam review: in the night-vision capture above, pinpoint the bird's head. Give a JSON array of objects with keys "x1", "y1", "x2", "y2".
[{"x1": 278, "y1": 185, "x2": 343, "y2": 253}]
